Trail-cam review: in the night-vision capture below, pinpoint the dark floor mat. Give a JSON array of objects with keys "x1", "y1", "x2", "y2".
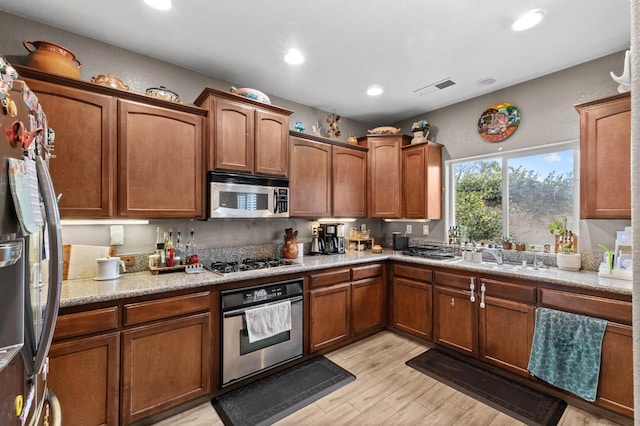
[
  {"x1": 406, "y1": 349, "x2": 567, "y2": 426},
  {"x1": 212, "y1": 356, "x2": 355, "y2": 426}
]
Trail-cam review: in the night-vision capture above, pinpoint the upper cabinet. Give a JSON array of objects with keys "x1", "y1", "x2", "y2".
[
  {"x1": 359, "y1": 134, "x2": 410, "y2": 218},
  {"x1": 289, "y1": 132, "x2": 367, "y2": 218},
  {"x1": 18, "y1": 66, "x2": 207, "y2": 219},
  {"x1": 575, "y1": 92, "x2": 631, "y2": 219},
  {"x1": 402, "y1": 142, "x2": 443, "y2": 219},
  {"x1": 194, "y1": 88, "x2": 293, "y2": 177}
]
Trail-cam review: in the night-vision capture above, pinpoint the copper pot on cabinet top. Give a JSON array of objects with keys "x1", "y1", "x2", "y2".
[{"x1": 23, "y1": 40, "x2": 82, "y2": 79}]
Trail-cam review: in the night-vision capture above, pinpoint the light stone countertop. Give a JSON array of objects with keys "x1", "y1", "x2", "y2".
[{"x1": 60, "y1": 250, "x2": 632, "y2": 308}]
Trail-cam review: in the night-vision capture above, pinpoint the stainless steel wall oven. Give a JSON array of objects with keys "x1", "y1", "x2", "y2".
[{"x1": 221, "y1": 278, "x2": 303, "y2": 386}]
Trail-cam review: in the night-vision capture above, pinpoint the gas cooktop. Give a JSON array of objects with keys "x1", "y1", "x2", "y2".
[
  {"x1": 206, "y1": 258, "x2": 299, "y2": 275},
  {"x1": 402, "y1": 245, "x2": 458, "y2": 260}
]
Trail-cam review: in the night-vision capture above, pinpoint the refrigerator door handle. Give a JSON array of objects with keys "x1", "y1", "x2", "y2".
[{"x1": 32, "y1": 156, "x2": 62, "y2": 375}]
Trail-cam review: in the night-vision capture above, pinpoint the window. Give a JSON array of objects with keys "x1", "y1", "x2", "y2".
[{"x1": 446, "y1": 141, "x2": 578, "y2": 248}]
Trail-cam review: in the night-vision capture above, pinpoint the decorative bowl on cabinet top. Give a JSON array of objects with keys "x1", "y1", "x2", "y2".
[
  {"x1": 230, "y1": 86, "x2": 271, "y2": 104},
  {"x1": 91, "y1": 74, "x2": 129, "y2": 91},
  {"x1": 23, "y1": 40, "x2": 82, "y2": 79},
  {"x1": 367, "y1": 126, "x2": 401, "y2": 135},
  {"x1": 145, "y1": 85, "x2": 181, "y2": 103}
]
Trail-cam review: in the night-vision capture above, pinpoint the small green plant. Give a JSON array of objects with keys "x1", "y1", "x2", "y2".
[
  {"x1": 548, "y1": 215, "x2": 576, "y2": 253},
  {"x1": 501, "y1": 234, "x2": 515, "y2": 243}
]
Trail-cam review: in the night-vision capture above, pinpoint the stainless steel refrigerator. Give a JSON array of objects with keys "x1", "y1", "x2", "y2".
[{"x1": 0, "y1": 61, "x2": 62, "y2": 425}]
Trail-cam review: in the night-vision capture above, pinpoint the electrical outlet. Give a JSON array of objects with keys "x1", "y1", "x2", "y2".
[
  {"x1": 121, "y1": 255, "x2": 136, "y2": 267},
  {"x1": 110, "y1": 225, "x2": 124, "y2": 246},
  {"x1": 423, "y1": 225, "x2": 430, "y2": 235},
  {"x1": 406, "y1": 224, "x2": 412, "y2": 234}
]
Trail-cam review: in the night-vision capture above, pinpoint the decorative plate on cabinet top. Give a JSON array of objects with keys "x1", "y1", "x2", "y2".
[
  {"x1": 477, "y1": 102, "x2": 520, "y2": 142},
  {"x1": 91, "y1": 74, "x2": 129, "y2": 91},
  {"x1": 145, "y1": 86, "x2": 181, "y2": 103},
  {"x1": 367, "y1": 126, "x2": 401, "y2": 135},
  {"x1": 230, "y1": 86, "x2": 271, "y2": 104}
]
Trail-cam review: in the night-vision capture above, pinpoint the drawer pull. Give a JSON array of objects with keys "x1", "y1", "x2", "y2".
[
  {"x1": 450, "y1": 298, "x2": 455, "y2": 308},
  {"x1": 469, "y1": 277, "x2": 476, "y2": 303},
  {"x1": 480, "y1": 283, "x2": 486, "y2": 309}
]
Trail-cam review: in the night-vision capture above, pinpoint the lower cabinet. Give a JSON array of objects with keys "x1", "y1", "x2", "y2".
[
  {"x1": 391, "y1": 263, "x2": 433, "y2": 340},
  {"x1": 121, "y1": 313, "x2": 211, "y2": 424},
  {"x1": 121, "y1": 292, "x2": 212, "y2": 424},
  {"x1": 309, "y1": 263, "x2": 385, "y2": 353},
  {"x1": 433, "y1": 271, "x2": 537, "y2": 377},
  {"x1": 50, "y1": 333, "x2": 120, "y2": 426}
]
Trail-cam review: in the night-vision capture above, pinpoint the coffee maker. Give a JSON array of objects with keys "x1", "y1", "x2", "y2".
[{"x1": 318, "y1": 223, "x2": 345, "y2": 254}]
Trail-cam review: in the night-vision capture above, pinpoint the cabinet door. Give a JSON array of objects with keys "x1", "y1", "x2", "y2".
[
  {"x1": 25, "y1": 79, "x2": 117, "y2": 218},
  {"x1": 289, "y1": 137, "x2": 332, "y2": 217},
  {"x1": 402, "y1": 143, "x2": 442, "y2": 219},
  {"x1": 479, "y1": 296, "x2": 535, "y2": 378},
  {"x1": 351, "y1": 277, "x2": 385, "y2": 336},
  {"x1": 578, "y1": 94, "x2": 630, "y2": 219},
  {"x1": 392, "y1": 277, "x2": 432, "y2": 340},
  {"x1": 49, "y1": 332, "x2": 120, "y2": 426},
  {"x1": 215, "y1": 99, "x2": 254, "y2": 173},
  {"x1": 121, "y1": 313, "x2": 211, "y2": 424},
  {"x1": 596, "y1": 322, "x2": 633, "y2": 417},
  {"x1": 333, "y1": 146, "x2": 367, "y2": 217},
  {"x1": 368, "y1": 137, "x2": 403, "y2": 218},
  {"x1": 255, "y1": 109, "x2": 289, "y2": 176},
  {"x1": 433, "y1": 285, "x2": 478, "y2": 356},
  {"x1": 309, "y1": 283, "x2": 351, "y2": 352},
  {"x1": 118, "y1": 100, "x2": 204, "y2": 218}
]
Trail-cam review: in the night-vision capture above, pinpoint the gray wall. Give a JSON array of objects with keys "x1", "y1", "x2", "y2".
[{"x1": 394, "y1": 51, "x2": 631, "y2": 251}]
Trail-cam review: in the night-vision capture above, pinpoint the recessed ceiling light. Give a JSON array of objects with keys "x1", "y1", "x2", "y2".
[
  {"x1": 284, "y1": 49, "x2": 305, "y2": 65},
  {"x1": 143, "y1": 0, "x2": 172, "y2": 11},
  {"x1": 511, "y1": 10, "x2": 544, "y2": 31},
  {"x1": 367, "y1": 86, "x2": 383, "y2": 96},
  {"x1": 476, "y1": 78, "x2": 496, "y2": 86}
]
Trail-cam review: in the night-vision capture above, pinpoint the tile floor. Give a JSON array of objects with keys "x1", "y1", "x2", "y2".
[{"x1": 153, "y1": 331, "x2": 622, "y2": 426}]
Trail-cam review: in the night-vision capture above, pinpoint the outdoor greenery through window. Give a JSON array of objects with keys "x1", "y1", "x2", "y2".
[{"x1": 448, "y1": 142, "x2": 577, "y2": 250}]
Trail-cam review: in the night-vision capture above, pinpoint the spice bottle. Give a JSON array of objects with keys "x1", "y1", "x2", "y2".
[{"x1": 155, "y1": 226, "x2": 165, "y2": 267}]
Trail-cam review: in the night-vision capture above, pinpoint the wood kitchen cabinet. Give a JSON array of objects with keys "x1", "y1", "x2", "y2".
[
  {"x1": 121, "y1": 292, "x2": 212, "y2": 425},
  {"x1": 19, "y1": 66, "x2": 207, "y2": 219},
  {"x1": 539, "y1": 287, "x2": 633, "y2": 417},
  {"x1": 402, "y1": 141, "x2": 443, "y2": 219},
  {"x1": 22, "y1": 77, "x2": 117, "y2": 218},
  {"x1": 359, "y1": 134, "x2": 410, "y2": 218},
  {"x1": 48, "y1": 307, "x2": 120, "y2": 426},
  {"x1": 308, "y1": 263, "x2": 386, "y2": 353},
  {"x1": 118, "y1": 100, "x2": 204, "y2": 218},
  {"x1": 195, "y1": 87, "x2": 292, "y2": 176},
  {"x1": 433, "y1": 270, "x2": 536, "y2": 378},
  {"x1": 289, "y1": 133, "x2": 367, "y2": 218},
  {"x1": 391, "y1": 263, "x2": 433, "y2": 341},
  {"x1": 575, "y1": 92, "x2": 631, "y2": 219}
]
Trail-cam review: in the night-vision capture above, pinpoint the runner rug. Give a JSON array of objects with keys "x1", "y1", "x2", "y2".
[
  {"x1": 212, "y1": 356, "x2": 355, "y2": 426},
  {"x1": 406, "y1": 348, "x2": 567, "y2": 425}
]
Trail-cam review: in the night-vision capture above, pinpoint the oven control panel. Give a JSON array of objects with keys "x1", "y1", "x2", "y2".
[{"x1": 221, "y1": 279, "x2": 303, "y2": 310}]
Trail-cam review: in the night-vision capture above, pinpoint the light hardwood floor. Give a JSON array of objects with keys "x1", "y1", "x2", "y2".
[{"x1": 153, "y1": 331, "x2": 622, "y2": 426}]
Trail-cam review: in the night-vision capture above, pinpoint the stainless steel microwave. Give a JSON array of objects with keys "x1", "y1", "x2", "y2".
[{"x1": 208, "y1": 172, "x2": 289, "y2": 219}]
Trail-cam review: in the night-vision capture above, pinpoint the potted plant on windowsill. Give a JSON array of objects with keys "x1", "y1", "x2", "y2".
[
  {"x1": 548, "y1": 216, "x2": 581, "y2": 271},
  {"x1": 500, "y1": 234, "x2": 514, "y2": 250}
]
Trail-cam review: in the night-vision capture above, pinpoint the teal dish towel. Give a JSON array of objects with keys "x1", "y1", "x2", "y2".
[{"x1": 528, "y1": 307, "x2": 607, "y2": 402}]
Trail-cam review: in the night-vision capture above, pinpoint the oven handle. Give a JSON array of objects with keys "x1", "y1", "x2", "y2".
[{"x1": 223, "y1": 295, "x2": 303, "y2": 318}]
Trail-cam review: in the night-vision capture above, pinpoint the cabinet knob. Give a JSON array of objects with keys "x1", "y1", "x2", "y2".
[{"x1": 450, "y1": 298, "x2": 455, "y2": 308}]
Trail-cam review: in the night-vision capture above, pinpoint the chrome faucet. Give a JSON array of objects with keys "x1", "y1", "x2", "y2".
[
  {"x1": 482, "y1": 247, "x2": 504, "y2": 265},
  {"x1": 533, "y1": 252, "x2": 545, "y2": 270}
]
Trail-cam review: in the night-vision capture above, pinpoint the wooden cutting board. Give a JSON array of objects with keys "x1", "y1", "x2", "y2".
[{"x1": 63, "y1": 244, "x2": 111, "y2": 280}]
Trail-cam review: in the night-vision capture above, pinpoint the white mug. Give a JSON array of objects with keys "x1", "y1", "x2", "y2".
[{"x1": 96, "y1": 257, "x2": 126, "y2": 280}]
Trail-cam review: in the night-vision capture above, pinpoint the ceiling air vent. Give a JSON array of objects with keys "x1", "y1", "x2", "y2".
[{"x1": 414, "y1": 78, "x2": 456, "y2": 96}]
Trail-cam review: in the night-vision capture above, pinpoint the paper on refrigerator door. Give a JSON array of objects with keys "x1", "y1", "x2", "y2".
[
  {"x1": 7, "y1": 158, "x2": 38, "y2": 234},
  {"x1": 24, "y1": 157, "x2": 44, "y2": 226}
]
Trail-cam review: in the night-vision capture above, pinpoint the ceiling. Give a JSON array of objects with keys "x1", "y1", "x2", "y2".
[{"x1": 0, "y1": 0, "x2": 631, "y2": 125}]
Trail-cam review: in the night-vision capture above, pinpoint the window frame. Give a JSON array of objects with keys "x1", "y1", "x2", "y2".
[{"x1": 445, "y1": 140, "x2": 579, "y2": 242}]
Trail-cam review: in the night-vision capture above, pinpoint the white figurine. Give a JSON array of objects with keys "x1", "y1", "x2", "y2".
[{"x1": 610, "y1": 49, "x2": 630, "y2": 93}]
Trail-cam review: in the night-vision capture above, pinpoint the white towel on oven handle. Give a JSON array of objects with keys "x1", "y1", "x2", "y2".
[{"x1": 245, "y1": 300, "x2": 292, "y2": 343}]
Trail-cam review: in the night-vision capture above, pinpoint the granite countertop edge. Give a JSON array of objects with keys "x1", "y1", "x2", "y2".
[{"x1": 60, "y1": 251, "x2": 632, "y2": 308}]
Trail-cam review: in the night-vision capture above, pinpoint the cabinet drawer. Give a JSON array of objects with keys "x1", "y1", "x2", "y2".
[
  {"x1": 351, "y1": 263, "x2": 384, "y2": 281},
  {"x1": 55, "y1": 307, "x2": 119, "y2": 340},
  {"x1": 433, "y1": 270, "x2": 473, "y2": 290},
  {"x1": 480, "y1": 278, "x2": 536, "y2": 304},
  {"x1": 539, "y1": 288, "x2": 631, "y2": 324},
  {"x1": 310, "y1": 268, "x2": 351, "y2": 289},
  {"x1": 124, "y1": 292, "x2": 210, "y2": 326},
  {"x1": 393, "y1": 263, "x2": 432, "y2": 283}
]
